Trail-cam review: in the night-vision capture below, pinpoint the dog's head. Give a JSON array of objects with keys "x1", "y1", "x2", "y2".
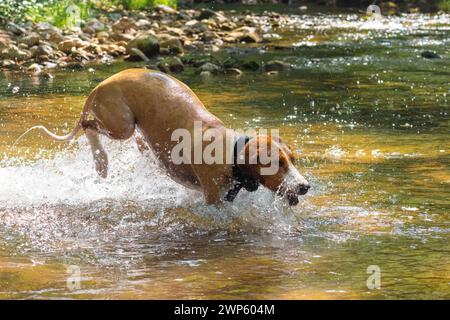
[{"x1": 236, "y1": 135, "x2": 310, "y2": 206}]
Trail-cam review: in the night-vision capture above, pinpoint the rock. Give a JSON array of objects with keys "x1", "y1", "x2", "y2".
[
  {"x1": 187, "y1": 55, "x2": 221, "y2": 68},
  {"x1": 266, "y1": 71, "x2": 279, "y2": 76},
  {"x1": 225, "y1": 27, "x2": 261, "y2": 43},
  {"x1": 27, "y1": 63, "x2": 43, "y2": 74},
  {"x1": 19, "y1": 33, "x2": 40, "y2": 47},
  {"x1": 65, "y1": 61, "x2": 85, "y2": 70},
  {"x1": 224, "y1": 68, "x2": 242, "y2": 76},
  {"x1": 0, "y1": 32, "x2": 11, "y2": 50},
  {"x1": 197, "y1": 9, "x2": 217, "y2": 20},
  {"x1": 39, "y1": 27, "x2": 63, "y2": 44},
  {"x1": 35, "y1": 22, "x2": 53, "y2": 32},
  {"x1": 58, "y1": 38, "x2": 87, "y2": 53},
  {"x1": 165, "y1": 27, "x2": 184, "y2": 37},
  {"x1": 96, "y1": 31, "x2": 109, "y2": 43},
  {"x1": 33, "y1": 44, "x2": 54, "y2": 58},
  {"x1": 157, "y1": 56, "x2": 184, "y2": 73},
  {"x1": 83, "y1": 19, "x2": 105, "y2": 34},
  {"x1": 241, "y1": 60, "x2": 260, "y2": 71},
  {"x1": 197, "y1": 9, "x2": 227, "y2": 23},
  {"x1": 6, "y1": 22, "x2": 26, "y2": 35},
  {"x1": 184, "y1": 20, "x2": 209, "y2": 34},
  {"x1": 0, "y1": 45, "x2": 31, "y2": 60},
  {"x1": 177, "y1": 12, "x2": 192, "y2": 21},
  {"x1": 155, "y1": 4, "x2": 178, "y2": 15},
  {"x1": 265, "y1": 60, "x2": 291, "y2": 72},
  {"x1": 158, "y1": 35, "x2": 184, "y2": 55},
  {"x1": 112, "y1": 17, "x2": 137, "y2": 33},
  {"x1": 197, "y1": 62, "x2": 220, "y2": 74},
  {"x1": 299, "y1": 6, "x2": 308, "y2": 11},
  {"x1": 202, "y1": 31, "x2": 219, "y2": 43},
  {"x1": 70, "y1": 48, "x2": 91, "y2": 61},
  {"x1": 136, "y1": 19, "x2": 152, "y2": 30},
  {"x1": 111, "y1": 32, "x2": 135, "y2": 42},
  {"x1": 222, "y1": 57, "x2": 241, "y2": 69},
  {"x1": 200, "y1": 71, "x2": 212, "y2": 77},
  {"x1": 126, "y1": 32, "x2": 160, "y2": 60},
  {"x1": 421, "y1": 50, "x2": 441, "y2": 59},
  {"x1": 2, "y1": 59, "x2": 17, "y2": 69}
]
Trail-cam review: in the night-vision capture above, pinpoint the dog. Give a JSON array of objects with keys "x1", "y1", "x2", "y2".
[{"x1": 14, "y1": 69, "x2": 310, "y2": 205}]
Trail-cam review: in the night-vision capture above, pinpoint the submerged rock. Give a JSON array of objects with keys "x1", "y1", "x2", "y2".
[
  {"x1": 224, "y1": 68, "x2": 242, "y2": 76},
  {"x1": 197, "y1": 62, "x2": 220, "y2": 74},
  {"x1": 421, "y1": 50, "x2": 441, "y2": 59},
  {"x1": 265, "y1": 60, "x2": 291, "y2": 72},
  {"x1": 157, "y1": 56, "x2": 184, "y2": 73}
]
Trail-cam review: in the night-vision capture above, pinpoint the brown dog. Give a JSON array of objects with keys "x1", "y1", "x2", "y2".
[{"x1": 15, "y1": 69, "x2": 310, "y2": 205}]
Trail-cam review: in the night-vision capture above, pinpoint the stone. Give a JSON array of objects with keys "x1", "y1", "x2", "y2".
[
  {"x1": 157, "y1": 56, "x2": 184, "y2": 73},
  {"x1": 58, "y1": 38, "x2": 87, "y2": 53},
  {"x1": 225, "y1": 27, "x2": 261, "y2": 43},
  {"x1": 27, "y1": 63, "x2": 43, "y2": 74},
  {"x1": 83, "y1": 19, "x2": 105, "y2": 34},
  {"x1": 155, "y1": 4, "x2": 178, "y2": 15},
  {"x1": 6, "y1": 22, "x2": 25, "y2": 35},
  {"x1": 112, "y1": 17, "x2": 137, "y2": 33},
  {"x1": 241, "y1": 60, "x2": 260, "y2": 71},
  {"x1": 33, "y1": 44, "x2": 53, "y2": 58},
  {"x1": 0, "y1": 45, "x2": 31, "y2": 60},
  {"x1": 197, "y1": 62, "x2": 220, "y2": 74},
  {"x1": 184, "y1": 20, "x2": 209, "y2": 34},
  {"x1": 265, "y1": 60, "x2": 291, "y2": 72},
  {"x1": 2, "y1": 59, "x2": 17, "y2": 69},
  {"x1": 40, "y1": 27, "x2": 63, "y2": 43},
  {"x1": 199, "y1": 70, "x2": 212, "y2": 77},
  {"x1": 421, "y1": 50, "x2": 441, "y2": 59},
  {"x1": 159, "y1": 35, "x2": 184, "y2": 55},
  {"x1": 136, "y1": 19, "x2": 152, "y2": 30},
  {"x1": 126, "y1": 32, "x2": 160, "y2": 59},
  {"x1": 224, "y1": 68, "x2": 242, "y2": 76},
  {"x1": 19, "y1": 33, "x2": 40, "y2": 47},
  {"x1": 197, "y1": 9, "x2": 227, "y2": 23},
  {"x1": 65, "y1": 61, "x2": 85, "y2": 70}
]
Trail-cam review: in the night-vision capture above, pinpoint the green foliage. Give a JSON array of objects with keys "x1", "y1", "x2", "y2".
[
  {"x1": 438, "y1": 0, "x2": 450, "y2": 12},
  {"x1": 45, "y1": 0, "x2": 92, "y2": 29},
  {"x1": 0, "y1": 0, "x2": 177, "y2": 27},
  {"x1": 114, "y1": 0, "x2": 177, "y2": 10}
]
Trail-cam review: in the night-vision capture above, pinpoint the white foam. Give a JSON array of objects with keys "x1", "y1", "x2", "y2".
[{"x1": 1, "y1": 136, "x2": 197, "y2": 209}]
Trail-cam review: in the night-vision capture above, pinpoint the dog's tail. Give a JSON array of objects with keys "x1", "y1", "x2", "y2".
[{"x1": 12, "y1": 90, "x2": 97, "y2": 147}]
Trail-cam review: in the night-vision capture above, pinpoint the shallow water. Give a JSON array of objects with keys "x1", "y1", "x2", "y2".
[{"x1": 0, "y1": 10, "x2": 449, "y2": 299}]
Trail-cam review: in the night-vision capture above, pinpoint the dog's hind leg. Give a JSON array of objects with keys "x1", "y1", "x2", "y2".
[
  {"x1": 83, "y1": 121, "x2": 108, "y2": 178},
  {"x1": 82, "y1": 94, "x2": 136, "y2": 178}
]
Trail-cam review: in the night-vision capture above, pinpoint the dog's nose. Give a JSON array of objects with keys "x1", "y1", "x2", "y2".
[{"x1": 298, "y1": 183, "x2": 310, "y2": 195}]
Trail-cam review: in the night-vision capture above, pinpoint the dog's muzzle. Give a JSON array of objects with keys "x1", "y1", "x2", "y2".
[{"x1": 279, "y1": 181, "x2": 310, "y2": 206}]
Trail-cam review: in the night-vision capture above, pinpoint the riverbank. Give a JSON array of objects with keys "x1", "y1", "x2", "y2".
[{"x1": 0, "y1": 4, "x2": 448, "y2": 77}]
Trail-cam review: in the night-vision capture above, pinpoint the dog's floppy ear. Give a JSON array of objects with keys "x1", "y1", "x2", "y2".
[
  {"x1": 270, "y1": 135, "x2": 296, "y2": 161},
  {"x1": 283, "y1": 143, "x2": 296, "y2": 161}
]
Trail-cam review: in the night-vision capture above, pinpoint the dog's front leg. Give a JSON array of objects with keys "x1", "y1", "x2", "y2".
[{"x1": 191, "y1": 165, "x2": 226, "y2": 206}]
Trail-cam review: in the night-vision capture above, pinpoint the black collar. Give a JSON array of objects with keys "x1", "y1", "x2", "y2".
[{"x1": 224, "y1": 135, "x2": 259, "y2": 202}]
